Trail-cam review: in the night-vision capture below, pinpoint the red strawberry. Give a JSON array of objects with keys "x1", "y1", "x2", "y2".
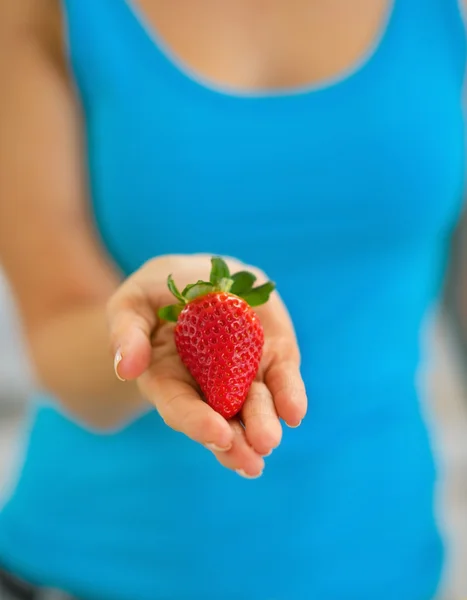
[{"x1": 158, "y1": 257, "x2": 275, "y2": 419}]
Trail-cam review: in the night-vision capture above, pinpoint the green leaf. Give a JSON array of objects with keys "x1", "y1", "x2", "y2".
[
  {"x1": 230, "y1": 271, "x2": 257, "y2": 295},
  {"x1": 183, "y1": 282, "x2": 215, "y2": 301},
  {"x1": 158, "y1": 304, "x2": 183, "y2": 323},
  {"x1": 241, "y1": 281, "x2": 276, "y2": 307},
  {"x1": 182, "y1": 280, "x2": 211, "y2": 296},
  {"x1": 209, "y1": 257, "x2": 230, "y2": 286},
  {"x1": 167, "y1": 275, "x2": 185, "y2": 303}
]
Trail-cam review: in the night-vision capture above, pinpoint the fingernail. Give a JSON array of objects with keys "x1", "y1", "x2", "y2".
[
  {"x1": 205, "y1": 443, "x2": 232, "y2": 453},
  {"x1": 114, "y1": 348, "x2": 126, "y2": 382},
  {"x1": 236, "y1": 469, "x2": 263, "y2": 480},
  {"x1": 287, "y1": 420, "x2": 301, "y2": 429}
]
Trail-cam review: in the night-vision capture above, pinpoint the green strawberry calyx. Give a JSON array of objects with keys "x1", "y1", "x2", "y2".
[{"x1": 158, "y1": 257, "x2": 275, "y2": 323}]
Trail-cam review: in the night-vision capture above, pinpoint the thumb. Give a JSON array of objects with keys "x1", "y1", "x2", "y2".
[{"x1": 107, "y1": 280, "x2": 157, "y2": 381}]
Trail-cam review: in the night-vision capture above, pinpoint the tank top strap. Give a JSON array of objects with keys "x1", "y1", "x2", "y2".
[{"x1": 436, "y1": 0, "x2": 467, "y2": 78}]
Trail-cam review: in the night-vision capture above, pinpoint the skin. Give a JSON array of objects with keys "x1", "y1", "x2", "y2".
[
  {"x1": 0, "y1": 0, "x2": 464, "y2": 478},
  {"x1": 135, "y1": 0, "x2": 390, "y2": 92},
  {"x1": 108, "y1": 255, "x2": 306, "y2": 476}
]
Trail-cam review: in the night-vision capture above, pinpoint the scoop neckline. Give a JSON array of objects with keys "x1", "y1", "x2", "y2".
[{"x1": 121, "y1": 0, "x2": 397, "y2": 101}]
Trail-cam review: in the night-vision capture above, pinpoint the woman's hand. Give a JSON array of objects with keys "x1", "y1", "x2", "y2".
[{"x1": 107, "y1": 254, "x2": 307, "y2": 478}]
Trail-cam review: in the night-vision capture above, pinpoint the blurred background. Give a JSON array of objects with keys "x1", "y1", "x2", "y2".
[{"x1": 1, "y1": 222, "x2": 467, "y2": 597}]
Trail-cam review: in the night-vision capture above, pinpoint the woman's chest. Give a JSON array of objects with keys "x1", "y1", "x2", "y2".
[
  {"x1": 130, "y1": 0, "x2": 390, "y2": 92},
  {"x1": 77, "y1": 2, "x2": 466, "y2": 274}
]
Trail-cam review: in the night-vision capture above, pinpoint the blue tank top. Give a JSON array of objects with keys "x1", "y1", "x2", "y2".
[{"x1": 0, "y1": 1, "x2": 465, "y2": 599}]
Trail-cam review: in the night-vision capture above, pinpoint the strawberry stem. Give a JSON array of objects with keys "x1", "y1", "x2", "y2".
[
  {"x1": 157, "y1": 256, "x2": 275, "y2": 322},
  {"x1": 218, "y1": 277, "x2": 234, "y2": 293}
]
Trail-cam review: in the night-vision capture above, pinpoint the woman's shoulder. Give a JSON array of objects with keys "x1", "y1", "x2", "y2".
[
  {"x1": 461, "y1": 0, "x2": 467, "y2": 21},
  {"x1": 0, "y1": 0, "x2": 65, "y2": 68}
]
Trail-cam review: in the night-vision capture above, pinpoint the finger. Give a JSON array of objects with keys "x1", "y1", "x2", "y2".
[
  {"x1": 265, "y1": 360, "x2": 307, "y2": 427},
  {"x1": 212, "y1": 419, "x2": 265, "y2": 478},
  {"x1": 107, "y1": 280, "x2": 156, "y2": 380},
  {"x1": 148, "y1": 375, "x2": 234, "y2": 451},
  {"x1": 255, "y1": 290, "x2": 298, "y2": 342},
  {"x1": 241, "y1": 381, "x2": 282, "y2": 456}
]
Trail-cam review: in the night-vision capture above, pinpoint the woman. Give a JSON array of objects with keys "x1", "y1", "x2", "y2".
[{"x1": 0, "y1": 0, "x2": 465, "y2": 598}]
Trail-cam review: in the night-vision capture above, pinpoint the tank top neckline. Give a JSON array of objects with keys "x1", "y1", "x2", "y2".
[{"x1": 120, "y1": 0, "x2": 398, "y2": 101}]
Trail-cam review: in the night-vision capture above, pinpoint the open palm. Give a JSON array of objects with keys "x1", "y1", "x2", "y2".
[{"x1": 107, "y1": 255, "x2": 307, "y2": 478}]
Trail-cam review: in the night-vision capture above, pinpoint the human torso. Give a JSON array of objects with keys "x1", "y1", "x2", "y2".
[{"x1": 0, "y1": 1, "x2": 465, "y2": 599}]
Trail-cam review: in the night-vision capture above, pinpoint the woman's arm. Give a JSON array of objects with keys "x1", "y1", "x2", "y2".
[
  {"x1": 0, "y1": 0, "x2": 142, "y2": 428},
  {"x1": 0, "y1": 1, "x2": 306, "y2": 477}
]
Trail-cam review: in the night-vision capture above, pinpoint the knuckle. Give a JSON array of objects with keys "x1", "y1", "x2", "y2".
[
  {"x1": 179, "y1": 407, "x2": 208, "y2": 440},
  {"x1": 253, "y1": 424, "x2": 282, "y2": 453},
  {"x1": 244, "y1": 385, "x2": 274, "y2": 416},
  {"x1": 106, "y1": 291, "x2": 121, "y2": 318},
  {"x1": 107, "y1": 280, "x2": 139, "y2": 314},
  {"x1": 158, "y1": 392, "x2": 188, "y2": 432},
  {"x1": 142, "y1": 254, "x2": 194, "y2": 273},
  {"x1": 140, "y1": 256, "x2": 164, "y2": 272},
  {"x1": 267, "y1": 424, "x2": 283, "y2": 448},
  {"x1": 212, "y1": 453, "x2": 235, "y2": 471},
  {"x1": 160, "y1": 391, "x2": 208, "y2": 440},
  {"x1": 244, "y1": 396, "x2": 267, "y2": 417},
  {"x1": 160, "y1": 410, "x2": 179, "y2": 432}
]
